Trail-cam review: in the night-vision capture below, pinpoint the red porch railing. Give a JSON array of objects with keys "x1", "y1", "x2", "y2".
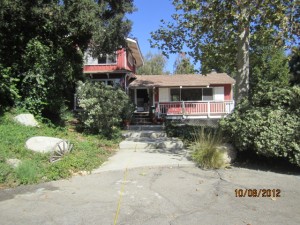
[{"x1": 155, "y1": 101, "x2": 235, "y2": 118}]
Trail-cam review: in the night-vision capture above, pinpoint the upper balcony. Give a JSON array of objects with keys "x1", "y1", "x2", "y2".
[{"x1": 83, "y1": 38, "x2": 143, "y2": 74}]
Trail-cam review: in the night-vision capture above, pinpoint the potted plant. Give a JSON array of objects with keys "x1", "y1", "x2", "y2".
[{"x1": 121, "y1": 100, "x2": 135, "y2": 129}]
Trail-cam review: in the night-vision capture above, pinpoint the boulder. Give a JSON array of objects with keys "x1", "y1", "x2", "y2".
[
  {"x1": 6, "y1": 158, "x2": 21, "y2": 168},
  {"x1": 14, "y1": 114, "x2": 39, "y2": 127},
  {"x1": 217, "y1": 143, "x2": 237, "y2": 164},
  {"x1": 25, "y1": 136, "x2": 69, "y2": 153}
]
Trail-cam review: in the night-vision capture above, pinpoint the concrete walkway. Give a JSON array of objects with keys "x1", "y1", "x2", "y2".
[{"x1": 93, "y1": 128, "x2": 194, "y2": 173}]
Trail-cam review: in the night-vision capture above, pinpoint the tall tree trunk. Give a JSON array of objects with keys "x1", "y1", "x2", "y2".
[{"x1": 236, "y1": 8, "x2": 250, "y2": 102}]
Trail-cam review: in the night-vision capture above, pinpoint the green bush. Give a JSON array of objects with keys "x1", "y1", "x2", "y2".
[
  {"x1": 0, "y1": 65, "x2": 19, "y2": 111},
  {"x1": 15, "y1": 160, "x2": 40, "y2": 184},
  {"x1": 76, "y1": 81, "x2": 133, "y2": 138},
  {"x1": 190, "y1": 128, "x2": 226, "y2": 169},
  {"x1": 220, "y1": 86, "x2": 300, "y2": 166}
]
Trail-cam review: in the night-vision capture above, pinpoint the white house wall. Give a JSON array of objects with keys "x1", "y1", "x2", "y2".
[
  {"x1": 213, "y1": 87, "x2": 224, "y2": 101},
  {"x1": 159, "y1": 88, "x2": 170, "y2": 102}
]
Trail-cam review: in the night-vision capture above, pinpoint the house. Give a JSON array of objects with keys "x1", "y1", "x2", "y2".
[
  {"x1": 78, "y1": 37, "x2": 235, "y2": 121},
  {"x1": 82, "y1": 38, "x2": 144, "y2": 92},
  {"x1": 128, "y1": 73, "x2": 235, "y2": 120}
]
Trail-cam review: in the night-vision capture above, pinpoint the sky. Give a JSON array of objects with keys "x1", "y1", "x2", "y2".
[{"x1": 127, "y1": 0, "x2": 177, "y2": 73}]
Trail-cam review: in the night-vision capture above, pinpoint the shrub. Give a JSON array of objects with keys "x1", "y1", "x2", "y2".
[
  {"x1": 0, "y1": 65, "x2": 19, "y2": 111},
  {"x1": 220, "y1": 86, "x2": 300, "y2": 166},
  {"x1": 76, "y1": 81, "x2": 132, "y2": 138},
  {"x1": 190, "y1": 128, "x2": 227, "y2": 169},
  {"x1": 15, "y1": 160, "x2": 40, "y2": 184}
]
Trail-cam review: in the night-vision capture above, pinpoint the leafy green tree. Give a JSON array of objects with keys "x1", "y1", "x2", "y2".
[
  {"x1": 220, "y1": 45, "x2": 300, "y2": 166},
  {"x1": 19, "y1": 39, "x2": 54, "y2": 115},
  {"x1": 290, "y1": 47, "x2": 300, "y2": 85},
  {"x1": 173, "y1": 53, "x2": 195, "y2": 74},
  {"x1": 76, "y1": 81, "x2": 132, "y2": 138},
  {"x1": 250, "y1": 46, "x2": 291, "y2": 98},
  {"x1": 0, "y1": 65, "x2": 19, "y2": 111},
  {"x1": 0, "y1": 0, "x2": 134, "y2": 117},
  {"x1": 136, "y1": 52, "x2": 168, "y2": 75},
  {"x1": 150, "y1": 0, "x2": 299, "y2": 101}
]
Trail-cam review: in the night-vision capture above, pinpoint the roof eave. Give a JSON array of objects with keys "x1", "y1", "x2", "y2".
[{"x1": 126, "y1": 38, "x2": 144, "y2": 68}]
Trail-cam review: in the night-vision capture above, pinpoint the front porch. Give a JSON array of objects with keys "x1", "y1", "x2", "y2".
[{"x1": 155, "y1": 100, "x2": 235, "y2": 119}]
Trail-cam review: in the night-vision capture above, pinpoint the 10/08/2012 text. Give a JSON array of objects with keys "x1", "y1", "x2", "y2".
[{"x1": 235, "y1": 189, "x2": 281, "y2": 197}]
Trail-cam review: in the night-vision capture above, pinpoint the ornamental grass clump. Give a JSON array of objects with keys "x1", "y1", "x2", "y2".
[{"x1": 190, "y1": 128, "x2": 226, "y2": 169}]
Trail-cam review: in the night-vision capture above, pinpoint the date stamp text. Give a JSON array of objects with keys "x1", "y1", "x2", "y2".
[{"x1": 235, "y1": 189, "x2": 281, "y2": 197}]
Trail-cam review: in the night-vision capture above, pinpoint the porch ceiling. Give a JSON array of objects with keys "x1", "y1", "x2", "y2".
[{"x1": 129, "y1": 73, "x2": 235, "y2": 88}]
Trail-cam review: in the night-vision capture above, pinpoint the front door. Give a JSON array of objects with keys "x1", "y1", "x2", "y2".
[{"x1": 136, "y1": 89, "x2": 149, "y2": 112}]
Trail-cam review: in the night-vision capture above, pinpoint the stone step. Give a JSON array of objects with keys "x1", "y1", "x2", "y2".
[
  {"x1": 119, "y1": 139, "x2": 184, "y2": 150},
  {"x1": 123, "y1": 131, "x2": 167, "y2": 138},
  {"x1": 128, "y1": 125, "x2": 164, "y2": 131}
]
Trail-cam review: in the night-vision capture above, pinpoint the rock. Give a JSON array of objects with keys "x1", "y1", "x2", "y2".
[
  {"x1": 25, "y1": 136, "x2": 69, "y2": 153},
  {"x1": 6, "y1": 158, "x2": 21, "y2": 168},
  {"x1": 14, "y1": 114, "x2": 39, "y2": 127},
  {"x1": 217, "y1": 144, "x2": 237, "y2": 164}
]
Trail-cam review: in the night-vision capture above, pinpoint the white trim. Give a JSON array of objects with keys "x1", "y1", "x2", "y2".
[{"x1": 124, "y1": 49, "x2": 127, "y2": 69}]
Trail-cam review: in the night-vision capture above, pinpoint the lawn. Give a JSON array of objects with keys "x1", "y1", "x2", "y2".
[{"x1": 0, "y1": 111, "x2": 118, "y2": 188}]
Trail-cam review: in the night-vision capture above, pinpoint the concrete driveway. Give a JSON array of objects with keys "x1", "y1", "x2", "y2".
[
  {"x1": 0, "y1": 167, "x2": 300, "y2": 225},
  {"x1": 0, "y1": 129, "x2": 300, "y2": 225}
]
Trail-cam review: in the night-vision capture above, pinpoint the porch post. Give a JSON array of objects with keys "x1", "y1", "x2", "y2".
[
  {"x1": 157, "y1": 102, "x2": 160, "y2": 118},
  {"x1": 207, "y1": 101, "x2": 210, "y2": 118},
  {"x1": 134, "y1": 89, "x2": 137, "y2": 105},
  {"x1": 152, "y1": 87, "x2": 155, "y2": 107}
]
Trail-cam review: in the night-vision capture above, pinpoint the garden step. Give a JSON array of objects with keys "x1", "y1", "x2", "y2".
[
  {"x1": 123, "y1": 131, "x2": 167, "y2": 138},
  {"x1": 128, "y1": 125, "x2": 164, "y2": 131},
  {"x1": 119, "y1": 138, "x2": 184, "y2": 150}
]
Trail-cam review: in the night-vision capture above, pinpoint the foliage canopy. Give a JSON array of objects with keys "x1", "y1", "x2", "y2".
[
  {"x1": 151, "y1": 0, "x2": 299, "y2": 100},
  {"x1": 136, "y1": 52, "x2": 168, "y2": 75},
  {"x1": 0, "y1": 0, "x2": 134, "y2": 117}
]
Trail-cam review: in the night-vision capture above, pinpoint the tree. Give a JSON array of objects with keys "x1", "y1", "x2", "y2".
[
  {"x1": 290, "y1": 47, "x2": 300, "y2": 85},
  {"x1": 220, "y1": 36, "x2": 300, "y2": 167},
  {"x1": 0, "y1": 0, "x2": 134, "y2": 117},
  {"x1": 173, "y1": 52, "x2": 195, "y2": 74},
  {"x1": 250, "y1": 46, "x2": 291, "y2": 95},
  {"x1": 136, "y1": 52, "x2": 168, "y2": 75},
  {"x1": 150, "y1": 0, "x2": 299, "y2": 101}
]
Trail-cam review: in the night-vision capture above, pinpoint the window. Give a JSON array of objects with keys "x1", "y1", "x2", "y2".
[
  {"x1": 90, "y1": 79, "x2": 120, "y2": 87},
  {"x1": 203, "y1": 88, "x2": 213, "y2": 100},
  {"x1": 170, "y1": 88, "x2": 213, "y2": 101},
  {"x1": 171, "y1": 89, "x2": 180, "y2": 101},
  {"x1": 182, "y1": 89, "x2": 202, "y2": 101},
  {"x1": 97, "y1": 53, "x2": 117, "y2": 64}
]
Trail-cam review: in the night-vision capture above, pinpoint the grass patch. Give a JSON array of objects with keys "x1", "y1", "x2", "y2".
[
  {"x1": 0, "y1": 111, "x2": 117, "y2": 188},
  {"x1": 189, "y1": 128, "x2": 227, "y2": 169},
  {"x1": 15, "y1": 160, "x2": 40, "y2": 184}
]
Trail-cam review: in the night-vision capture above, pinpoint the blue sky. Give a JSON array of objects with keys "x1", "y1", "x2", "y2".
[{"x1": 127, "y1": 0, "x2": 177, "y2": 73}]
